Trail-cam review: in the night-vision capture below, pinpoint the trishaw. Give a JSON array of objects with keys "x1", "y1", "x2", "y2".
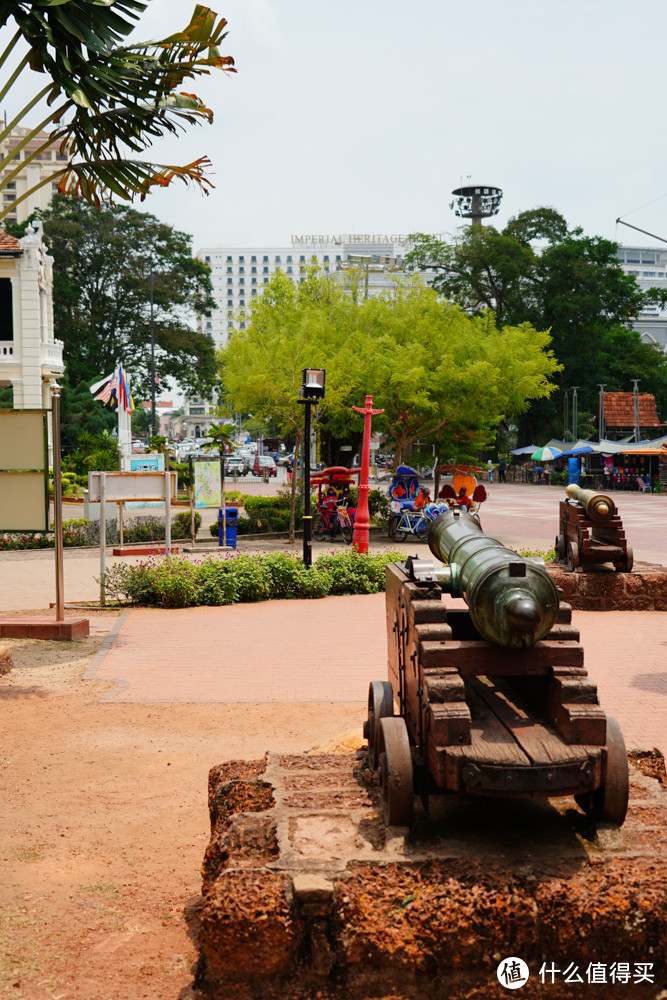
[
  {"x1": 438, "y1": 464, "x2": 488, "y2": 513},
  {"x1": 311, "y1": 466, "x2": 360, "y2": 543}
]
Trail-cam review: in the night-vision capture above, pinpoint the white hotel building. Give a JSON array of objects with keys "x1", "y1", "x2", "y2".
[
  {"x1": 617, "y1": 245, "x2": 667, "y2": 354},
  {"x1": 196, "y1": 235, "x2": 422, "y2": 350}
]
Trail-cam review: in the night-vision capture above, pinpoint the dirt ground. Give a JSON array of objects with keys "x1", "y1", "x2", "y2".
[{"x1": 0, "y1": 615, "x2": 365, "y2": 1000}]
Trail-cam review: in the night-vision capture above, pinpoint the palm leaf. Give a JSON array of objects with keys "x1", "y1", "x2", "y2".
[{"x1": 55, "y1": 157, "x2": 215, "y2": 206}]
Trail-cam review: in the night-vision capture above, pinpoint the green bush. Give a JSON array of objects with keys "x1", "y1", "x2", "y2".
[
  {"x1": 98, "y1": 548, "x2": 404, "y2": 608},
  {"x1": 172, "y1": 510, "x2": 201, "y2": 539}
]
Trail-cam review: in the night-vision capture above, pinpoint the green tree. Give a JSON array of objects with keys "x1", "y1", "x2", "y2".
[
  {"x1": 406, "y1": 210, "x2": 667, "y2": 441},
  {"x1": 40, "y1": 194, "x2": 217, "y2": 399},
  {"x1": 0, "y1": 2, "x2": 235, "y2": 220},
  {"x1": 349, "y1": 280, "x2": 561, "y2": 466},
  {"x1": 221, "y1": 269, "x2": 359, "y2": 541}
]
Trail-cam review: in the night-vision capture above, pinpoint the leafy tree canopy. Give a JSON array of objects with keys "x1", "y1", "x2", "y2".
[
  {"x1": 40, "y1": 193, "x2": 217, "y2": 400},
  {"x1": 406, "y1": 209, "x2": 667, "y2": 441},
  {"x1": 221, "y1": 269, "x2": 561, "y2": 469}
]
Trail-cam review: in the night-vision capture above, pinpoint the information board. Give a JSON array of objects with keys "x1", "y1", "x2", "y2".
[{"x1": 0, "y1": 409, "x2": 49, "y2": 531}]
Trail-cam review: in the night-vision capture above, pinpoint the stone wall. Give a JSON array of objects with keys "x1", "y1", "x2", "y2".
[{"x1": 548, "y1": 562, "x2": 667, "y2": 611}]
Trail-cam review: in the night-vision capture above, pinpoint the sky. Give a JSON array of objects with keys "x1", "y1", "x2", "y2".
[
  {"x1": 120, "y1": 0, "x2": 667, "y2": 253},
  {"x1": 4, "y1": 0, "x2": 667, "y2": 251}
]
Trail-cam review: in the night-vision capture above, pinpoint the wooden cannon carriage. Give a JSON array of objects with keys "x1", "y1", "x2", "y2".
[
  {"x1": 364, "y1": 508, "x2": 629, "y2": 828},
  {"x1": 555, "y1": 483, "x2": 633, "y2": 572}
]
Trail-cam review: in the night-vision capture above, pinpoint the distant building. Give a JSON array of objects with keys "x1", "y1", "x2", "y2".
[
  {"x1": 169, "y1": 395, "x2": 218, "y2": 441},
  {"x1": 0, "y1": 126, "x2": 69, "y2": 226},
  {"x1": 600, "y1": 392, "x2": 664, "y2": 440},
  {"x1": 196, "y1": 236, "x2": 436, "y2": 350},
  {"x1": 617, "y1": 245, "x2": 667, "y2": 354}
]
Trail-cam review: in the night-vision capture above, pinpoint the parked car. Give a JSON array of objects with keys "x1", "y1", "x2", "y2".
[
  {"x1": 252, "y1": 455, "x2": 277, "y2": 477},
  {"x1": 277, "y1": 453, "x2": 293, "y2": 467},
  {"x1": 225, "y1": 456, "x2": 248, "y2": 476}
]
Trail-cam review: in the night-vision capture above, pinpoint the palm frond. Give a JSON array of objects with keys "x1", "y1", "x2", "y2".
[{"x1": 55, "y1": 157, "x2": 214, "y2": 207}]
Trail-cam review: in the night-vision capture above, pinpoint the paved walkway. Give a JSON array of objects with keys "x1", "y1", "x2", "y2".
[{"x1": 82, "y1": 596, "x2": 667, "y2": 756}]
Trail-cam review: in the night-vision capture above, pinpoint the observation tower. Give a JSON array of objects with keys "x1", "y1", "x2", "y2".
[{"x1": 450, "y1": 184, "x2": 503, "y2": 226}]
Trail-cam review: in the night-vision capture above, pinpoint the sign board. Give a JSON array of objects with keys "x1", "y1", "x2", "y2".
[
  {"x1": 88, "y1": 470, "x2": 177, "y2": 502},
  {"x1": 0, "y1": 409, "x2": 49, "y2": 531},
  {"x1": 126, "y1": 453, "x2": 165, "y2": 509},
  {"x1": 194, "y1": 460, "x2": 221, "y2": 507}
]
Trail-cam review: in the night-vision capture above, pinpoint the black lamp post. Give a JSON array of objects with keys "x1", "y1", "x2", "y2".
[
  {"x1": 149, "y1": 262, "x2": 156, "y2": 437},
  {"x1": 298, "y1": 368, "x2": 325, "y2": 568}
]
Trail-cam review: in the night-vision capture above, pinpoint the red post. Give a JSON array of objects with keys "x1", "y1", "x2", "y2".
[{"x1": 352, "y1": 394, "x2": 384, "y2": 554}]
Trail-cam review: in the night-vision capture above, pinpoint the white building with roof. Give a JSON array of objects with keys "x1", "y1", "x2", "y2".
[
  {"x1": 617, "y1": 245, "x2": 667, "y2": 354},
  {"x1": 196, "y1": 235, "x2": 436, "y2": 350}
]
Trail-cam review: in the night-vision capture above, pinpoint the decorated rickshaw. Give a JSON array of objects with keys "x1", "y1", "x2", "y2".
[
  {"x1": 438, "y1": 464, "x2": 488, "y2": 513},
  {"x1": 310, "y1": 466, "x2": 360, "y2": 542}
]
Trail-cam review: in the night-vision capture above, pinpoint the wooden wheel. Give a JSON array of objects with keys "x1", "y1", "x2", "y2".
[
  {"x1": 566, "y1": 541, "x2": 579, "y2": 571},
  {"x1": 622, "y1": 545, "x2": 633, "y2": 572},
  {"x1": 575, "y1": 717, "x2": 629, "y2": 826},
  {"x1": 555, "y1": 534, "x2": 566, "y2": 559},
  {"x1": 378, "y1": 716, "x2": 414, "y2": 826},
  {"x1": 364, "y1": 681, "x2": 394, "y2": 770}
]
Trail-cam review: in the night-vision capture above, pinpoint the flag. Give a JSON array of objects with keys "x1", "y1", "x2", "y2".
[
  {"x1": 90, "y1": 369, "x2": 118, "y2": 411},
  {"x1": 116, "y1": 363, "x2": 134, "y2": 414}
]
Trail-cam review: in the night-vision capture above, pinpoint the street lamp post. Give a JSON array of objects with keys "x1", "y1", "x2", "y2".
[{"x1": 298, "y1": 368, "x2": 325, "y2": 568}]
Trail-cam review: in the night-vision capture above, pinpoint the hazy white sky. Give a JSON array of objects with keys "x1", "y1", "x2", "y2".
[{"x1": 8, "y1": 0, "x2": 667, "y2": 251}]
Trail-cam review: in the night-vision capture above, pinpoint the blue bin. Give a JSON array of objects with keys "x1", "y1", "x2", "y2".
[{"x1": 218, "y1": 506, "x2": 238, "y2": 548}]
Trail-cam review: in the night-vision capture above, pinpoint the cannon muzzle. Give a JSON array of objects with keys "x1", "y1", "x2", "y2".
[
  {"x1": 427, "y1": 508, "x2": 559, "y2": 648},
  {"x1": 565, "y1": 484, "x2": 616, "y2": 523}
]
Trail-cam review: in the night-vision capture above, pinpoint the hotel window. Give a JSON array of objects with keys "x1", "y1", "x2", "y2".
[
  {"x1": 227, "y1": 255, "x2": 232, "y2": 262},
  {"x1": 263, "y1": 266, "x2": 269, "y2": 274},
  {"x1": 323, "y1": 255, "x2": 329, "y2": 262},
  {"x1": 287, "y1": 255, "x2": 293, "y2": 263},
  {"x1": 251, "y1": 266, "x2": 257, "y2": 273},
  {"x1": 227, "y1": 278, "x2": 233, "y2": 285},
  {"x1": 239, "y1": 299, "x2": 245, "y2": 306},
  {"x1": 287, "y1": 266, "x2": 293, "y2": 274},
  {"x1": 251, "y1": 255, "x2": 257, "y2": 263},
  {"x1": 336, "y1": 255, "x2": 341, "y2": 262},
  {"x1": 300, "y1": 255, "x2": 305, "y2": 262},
  {"x1": 263, "y1": 255, "x2": 269, "y2": 262},
  {"x1": 251, "y1": 277, "x2": 257, "y2": 285},
  {"x1": 239, "y1": 255, "x2": 244, "y2": 263},
  {"x1": 227, "y1": 299, "x2": 233, "y2": 307},
  {"x1": 239, "y1": 277, "x2": 245, "y2": 285},
  {"x1": 275, "y1": 255, "x2": 281, "y2": 263},
  {"x1": 264, "y1": 277, "x2": 269, "y2": 284},
  {"x1": 227, "y1": 266, "x2": 232, "y2": 273},
  {"x1": 205, "y1": 255, "x2": 211, "y2": 263},
  {"x1": 251, "y1": 288, "x2": 257, "y2": 295},
  {"x1": 239, "y1": 266, "x2": 244, "y2": 273}
]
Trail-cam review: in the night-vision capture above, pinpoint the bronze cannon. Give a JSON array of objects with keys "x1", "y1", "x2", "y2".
[
  {"x1": 365, "y1": 508, "x2": 629, "y2": 829},
  {"x1": 555, "y1": 483, "x2": 632, "y2": 571}
]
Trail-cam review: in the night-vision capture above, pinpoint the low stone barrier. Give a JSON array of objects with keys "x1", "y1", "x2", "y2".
[
  {"x1": 547, "y1": 562, "x2": 667, "y2": 611},
  {"x1": 193, "y1": 751, "x2": 667, "y2": 1000}
]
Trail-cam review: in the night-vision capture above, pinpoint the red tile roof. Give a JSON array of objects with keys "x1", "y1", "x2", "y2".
[
  {"x1": 602, "y1": 392, "x2": 663, "y2": 428},
  {"x1": 0, "y1": 231, "x2": 21, "y2": 254}
]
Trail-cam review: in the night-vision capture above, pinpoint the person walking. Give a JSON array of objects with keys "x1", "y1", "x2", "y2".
[{"x1": 498, "y1": 457, "x2": 506, "y2": 483}]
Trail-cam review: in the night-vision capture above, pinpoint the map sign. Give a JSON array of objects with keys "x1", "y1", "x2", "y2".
[
  {"x1": 126, "y1": 453, "x2": 164, "y2": 509},
  {"x1": 194, "y1": 461, "x2": 221, "y2": 508}
]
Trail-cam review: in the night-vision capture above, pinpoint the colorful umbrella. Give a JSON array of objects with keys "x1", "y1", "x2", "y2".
[{"x1": 531, "y1": 446, "x2": 563, "y2": 462}]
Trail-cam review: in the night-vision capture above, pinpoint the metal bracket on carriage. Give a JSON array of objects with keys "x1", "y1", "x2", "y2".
[{"x1": 404, "y1": 555, "x2": 451, "y2": 587}]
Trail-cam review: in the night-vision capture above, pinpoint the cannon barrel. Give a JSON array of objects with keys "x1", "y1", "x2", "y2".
[
  {"x1": 427, "y1": 508, "x2": 559, "y2": 648},
  {"x1": 565, "y1": 483, "x2": 616, "y2": 523}
]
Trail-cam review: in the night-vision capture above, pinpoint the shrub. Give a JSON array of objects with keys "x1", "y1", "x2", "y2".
[
  {"x1": 103, "y1": 548, "x2": 404, "y2": 608},
  {"x1": 172, "y1": 510, "x2": 201, "y2": 539},
  {"x1": 150, "y1": 557, "x2": 201, "y2": 608}
]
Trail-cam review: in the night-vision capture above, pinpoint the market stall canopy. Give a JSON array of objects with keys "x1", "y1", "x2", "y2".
[
  {"x1": 559, "y1": 444, "x2": 596, "y2": 458},
  {"x1": 510, "y1": 445, "x2": 540, "y2": 455}
]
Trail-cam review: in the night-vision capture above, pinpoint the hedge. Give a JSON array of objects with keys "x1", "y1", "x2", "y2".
[{"x1": 99, "y1": 549, "x2": 403, "y2": 608}]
